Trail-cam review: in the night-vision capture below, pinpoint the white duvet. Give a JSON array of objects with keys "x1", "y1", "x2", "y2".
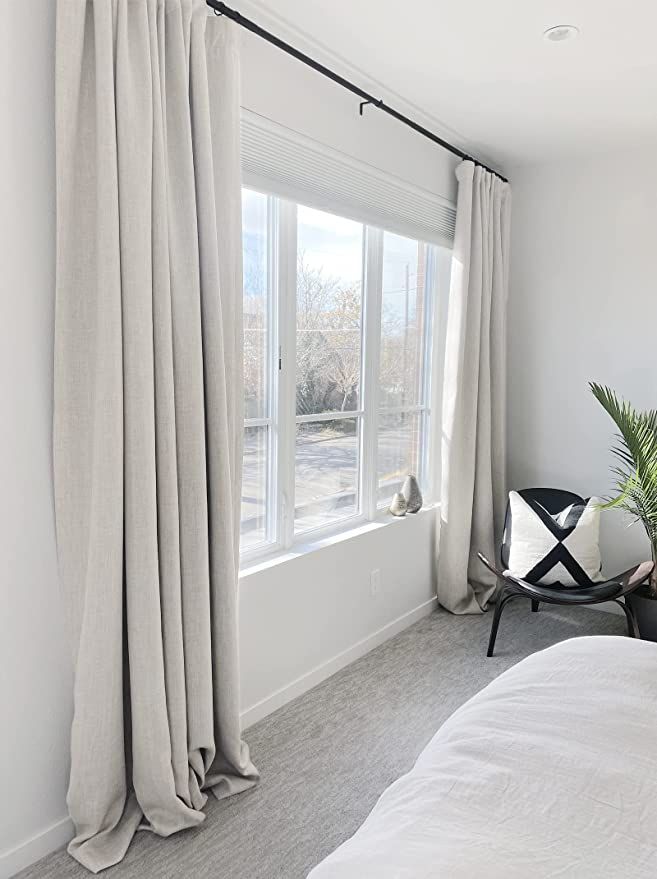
[{"x1": 309, "y1": 636, "x2": 657, "y2": 878}]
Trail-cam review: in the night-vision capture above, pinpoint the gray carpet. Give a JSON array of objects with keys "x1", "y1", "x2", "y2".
[{"x1": 19, "y1": 604, "x2": 624, "y2": 879}]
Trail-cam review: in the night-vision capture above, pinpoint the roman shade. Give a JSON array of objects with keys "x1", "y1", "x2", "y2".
[{"x1": 241, "y1": 110, "x2": 456, "y2": 246}]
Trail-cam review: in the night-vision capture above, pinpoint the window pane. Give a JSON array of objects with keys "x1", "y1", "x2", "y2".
[
  {"x1": 242, "y1": 189, "x2": 268, "y2": 420},
  {"x1": 295, "y1": 418, "x2": 359, "y2": 532},
  {"x1": 296, "y1": 206, "x2": 364, "y2": 416},
  {"x1": 241, "y1": 425, "x2": 268, "y2": 550},
  {"x1": 377, "y1": 411, "x2": 422, "y2": 506},
  {"x1": 379, "y1": 232, "x2": 427, "y2": 409}
]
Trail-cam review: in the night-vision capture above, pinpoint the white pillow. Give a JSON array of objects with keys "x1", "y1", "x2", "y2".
[{"x1": 504, "y1": 491, "x2": 604, "y2": 587}]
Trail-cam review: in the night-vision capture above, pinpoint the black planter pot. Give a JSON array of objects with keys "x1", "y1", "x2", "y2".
[{"x1": 628, "y1": 588, "x2": 657, "y2": 642}]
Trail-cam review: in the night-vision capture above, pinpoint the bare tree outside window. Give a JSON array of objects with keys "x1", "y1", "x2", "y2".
[{"x1": 295, "y1": 253, "x2": 362, "y2": 420}]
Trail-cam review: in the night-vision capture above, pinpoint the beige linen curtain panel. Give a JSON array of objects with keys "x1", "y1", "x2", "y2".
[
  {"x1": 54, "y1": 1, "x2": 257, "y2": 871},
  {"x1": 437, "y1": 161, "x2": 511, "y2": 614}
]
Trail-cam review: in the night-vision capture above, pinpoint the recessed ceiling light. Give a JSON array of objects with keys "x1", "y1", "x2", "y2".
[{"x1": 543, "y1": 24, "x2": 579, "y2": 42}]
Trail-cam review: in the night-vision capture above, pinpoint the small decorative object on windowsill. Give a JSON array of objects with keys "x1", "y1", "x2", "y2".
[
  {"x1": 591, "y1": 382, "x2": 657, "y2": 640},
  {"x1": 389, "y1": 492, "x2": 408, "y2": 517},
  {"x1": 402, "y1": 475, "x2": 423, "y2": 513}
]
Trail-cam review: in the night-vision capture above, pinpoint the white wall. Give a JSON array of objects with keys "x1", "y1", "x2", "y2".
[
  {"x1": 0, "y1": 13, "x2": 453, "y2": 877},
  {"x1": 508, "y1": 149, "x2": 657, "y2": 575},
  {"x1": 0, "y1": 3, "x2": 75, "y2": 877},
  {"x1": 240, "y1": 511, "x2": 437, "y2": 726},
  {"x1": 239, "y1": 28, "x2": 457, "y2": 203}
]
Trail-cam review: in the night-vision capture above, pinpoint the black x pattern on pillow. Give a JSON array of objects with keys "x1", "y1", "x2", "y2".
[{"x1": 522, "y1": 500, "x2": 598, "y2": 586}]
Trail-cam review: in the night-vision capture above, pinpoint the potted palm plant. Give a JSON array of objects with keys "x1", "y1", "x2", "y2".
[{"x1": 591, "y1": 383, "x2": 657, "y2": 639}]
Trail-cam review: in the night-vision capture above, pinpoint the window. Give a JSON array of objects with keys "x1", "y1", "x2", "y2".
[
  {"x1": 377, "y1": 232, "x2": 430, "y2": 506},
  {"x1": 295, "y1": 206, "x2": 364, "y2": 532},
  {"x1": 241, "y1": 189, "x2": 272, "y2": 551},
  {"x1": 240, "y1": 188, "x2": 449, "y2": 558}
]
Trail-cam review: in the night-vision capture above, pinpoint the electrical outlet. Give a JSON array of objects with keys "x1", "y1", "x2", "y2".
[{"x1": 370, "y1": 568, "x2": 381, "y2": 597}]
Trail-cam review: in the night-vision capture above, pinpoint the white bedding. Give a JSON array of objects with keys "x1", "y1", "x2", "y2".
[{"x1": 309, "y1": 636, "x2": 657, "y2": 878}]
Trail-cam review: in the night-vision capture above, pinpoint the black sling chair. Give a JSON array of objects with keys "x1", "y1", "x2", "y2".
[{"x1": 478, "y1": 488, "x2": 654, "y2": 657}]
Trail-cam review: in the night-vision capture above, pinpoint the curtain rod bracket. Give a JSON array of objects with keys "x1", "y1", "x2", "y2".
[{"x1": 359, "y1": 98, "x2": 384, "y2": 117}]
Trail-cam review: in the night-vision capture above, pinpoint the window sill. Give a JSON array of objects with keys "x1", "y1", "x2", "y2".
[{"x1": 239, "y1": 502, "x2": 439, "y2": 579}]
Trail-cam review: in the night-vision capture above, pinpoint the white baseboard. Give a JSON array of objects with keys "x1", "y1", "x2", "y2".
[
  {"x1": 1, "y1": 598, "x2": 437, "y2": 877},
  {"x1": 0, "y1": 817, "x2": 73, "y2": 879},
  {"x1": 240, "y1": 596, "x2": 438, "y2": 729}
]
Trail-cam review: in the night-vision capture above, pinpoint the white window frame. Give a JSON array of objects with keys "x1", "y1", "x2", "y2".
[{"x1": 239, "y1": 188, "x2": 447, "y2": 566}]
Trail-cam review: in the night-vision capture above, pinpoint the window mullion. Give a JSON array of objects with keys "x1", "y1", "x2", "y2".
[
  {"x1": 360, "y1": 226, "x2": 384, "y2": 520},
  {"x1": 277, "y1": 198, "x2": 298, "y2": 549},
  {"x1": 376, "y1": 404, "x2": 426, "y2": 417},
  {"x1": 295, "y1": 410, "x2": 364, "y2": 424}
]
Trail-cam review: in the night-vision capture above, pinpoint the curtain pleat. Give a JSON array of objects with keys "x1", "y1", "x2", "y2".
[
  {"x1": 54, "y1": 1, "x2": 258, "y2": 871},
  {"x1": 437, "y1": 161, "x2": 511, "y2": 614}
]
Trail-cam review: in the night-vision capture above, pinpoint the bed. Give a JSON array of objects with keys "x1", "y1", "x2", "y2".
[{"x1": 308, "y1": 636, "x2": 657, "y2": 878}]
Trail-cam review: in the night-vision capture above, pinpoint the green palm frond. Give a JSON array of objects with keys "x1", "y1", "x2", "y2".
[{"x1": 590, "y1": 383, "x2": 657, "y2": 549}]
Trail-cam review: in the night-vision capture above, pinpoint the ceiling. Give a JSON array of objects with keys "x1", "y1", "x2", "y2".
[{"x1": 238, "y1": 0, "x2": 657, "y2": 170}]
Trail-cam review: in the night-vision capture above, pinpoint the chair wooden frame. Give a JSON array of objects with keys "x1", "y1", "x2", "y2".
[{"x1": 479, "y1": 553, "x2": 654, "y2": 657}]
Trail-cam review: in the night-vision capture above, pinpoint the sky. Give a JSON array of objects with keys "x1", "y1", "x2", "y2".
[
  {"x1": 298, "y1": 204, "x2": 362, "y2": 284},
  {"x1": 242, "y1": 188, "x2": 423, "y2": 316}
]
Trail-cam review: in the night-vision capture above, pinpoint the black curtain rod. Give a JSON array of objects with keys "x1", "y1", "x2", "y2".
[{"x1": 206, "y1": 0, "x2": 508, "y2": 184}]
